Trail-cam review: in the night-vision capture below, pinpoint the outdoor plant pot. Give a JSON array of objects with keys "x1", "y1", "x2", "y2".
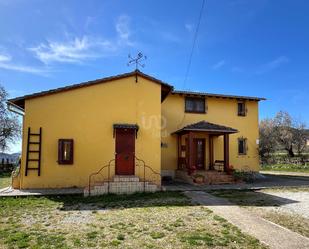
[{"x1": 193, "y1": 174, "x2": 205, "y2": 184}]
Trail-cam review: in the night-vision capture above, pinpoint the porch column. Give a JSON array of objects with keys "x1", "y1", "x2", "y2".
[
  {"x1": 223, "y1": 134, "x2": 229, "y2": 172},
  {"x1": 209, "y1": 135, "x2": 214, "y2": 170},
  {"x1": 188, "y1": 131, "x2": 194, "y2": 173},
  {"x1": 177, "y1": 134, "x2": 181, "y2": 169}
]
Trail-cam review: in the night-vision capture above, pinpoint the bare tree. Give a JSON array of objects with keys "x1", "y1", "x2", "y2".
[
  {"x1": 271, "y1": 111, "x2": 308, "y2": 157},
  {"x1": 0, "y1": 85, "x2": 21, "y2": 151},
  {"x1": 273, "y1": 111, "x2": 295, "y2": 157},
  {"x1": 293, "y1": 120, "x2": 308, "y2": 155},
  {"x1": 259, "y1": 118, "x2": 278, "y2": 160}
]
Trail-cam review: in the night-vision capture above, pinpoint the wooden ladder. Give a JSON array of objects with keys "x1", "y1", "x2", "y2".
[{"x1": 25, "y1": 127, "x2": 42, "y2": 176}]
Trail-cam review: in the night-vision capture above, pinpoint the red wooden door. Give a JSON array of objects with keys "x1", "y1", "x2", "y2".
[
  {"x1": 193, "y1": 138, "x2": 205, "y2": 170},
  {"x1": 115, "y1": 128, "x2": 135, "y2": 175}
]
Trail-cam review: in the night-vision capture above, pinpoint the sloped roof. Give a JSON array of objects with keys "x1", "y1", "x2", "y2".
[
  {"x1": 8, "y1": 70, "x2": 266, "y2": 110},
  {"x1": 172, "y1": 90, "x2": 265, "y2": 101},
  {"x1": 8, "y1": 70, "x2": 173, "y2": 109},
  {"x1": 173, "y1": 120, "x2": 238, "y2": 134}
]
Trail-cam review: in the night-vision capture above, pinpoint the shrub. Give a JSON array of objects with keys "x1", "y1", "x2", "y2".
[{"x1": 232, "y1": 170, "x2": 261, "y2": 183}]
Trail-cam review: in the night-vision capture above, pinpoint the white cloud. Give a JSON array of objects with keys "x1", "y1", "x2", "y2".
[
  {"x1": 160, "y1": 32, "x2": 181, "y2": 43},
  {"x1": 0, "y1": 53, "x2": 49, "y2": 75},
  {"x1": 0, "y1": 54, "x2": 11, "y2": 62},
  {"x1": 115, "y1": 15, "x2": 133, "y2": 46},
  {"x1": 185, "y1": 23, "x2": 194, "y2": 32},
  {"x1": 257, "y1": 56, "x2": 289, "y2": 74},
  {"x1": 29, "y1": 37, "x2": 113, "y2": 64},
  {"x1": 30, "y1": 15, "x2": 134, "y2": 65},
  {"x1": 212, "y1": 60, "x2": 226, "y2": 70}
]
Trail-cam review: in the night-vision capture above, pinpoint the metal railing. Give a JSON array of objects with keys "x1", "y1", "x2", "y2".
[
  {"x1": 88, "y1": 159, "x2": 115, "y2": 195},
  {"x1": 134, "y1": 156, "x2": 162, "y2": 191},
  {"x1": 87, "y1": 156, "x2": 162, "y2": 195}
]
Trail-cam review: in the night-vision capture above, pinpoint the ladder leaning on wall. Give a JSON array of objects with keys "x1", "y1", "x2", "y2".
[{"x1": 25, "y1": 127, "x2": 42, "y2": 176}]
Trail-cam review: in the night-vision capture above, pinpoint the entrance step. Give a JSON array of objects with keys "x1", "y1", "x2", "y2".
[
  {"x1": 113, "y1": 175, "x2": 139, "y2": 182},
  {"x1": 175, "y1": 170, "x2": 236, "y2": 185},
  {"x1": 84, "y1": 176, "x2": 160, "y2": 197}
]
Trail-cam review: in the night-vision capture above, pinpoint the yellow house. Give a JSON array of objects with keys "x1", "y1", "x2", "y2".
[{"x1": 8, "y1": 70, "x2": 265, "y2": 195}]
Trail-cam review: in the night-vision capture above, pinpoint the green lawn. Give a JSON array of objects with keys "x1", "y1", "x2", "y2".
[
  {"x1": 0, "y1": 192, "x2": 267, "y2": 249},
  {"x1": 0, "y1": 173, "x2": 11, "y2": 189},
  {"x1": 209, "y1": 188, "x2": 309, "y2": 238},
  {"x1": 261, "y1": 164, "x2": 309, "y2": 173}
]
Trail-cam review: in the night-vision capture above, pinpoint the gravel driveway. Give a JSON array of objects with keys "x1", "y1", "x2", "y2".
[{"x1": 262, "y1": 189, "x2": 309, "y2": 219}]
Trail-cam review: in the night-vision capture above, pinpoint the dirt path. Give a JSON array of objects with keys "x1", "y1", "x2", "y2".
[{"x1": 184, "y1": 191, "x2": 309, "y2": 249}]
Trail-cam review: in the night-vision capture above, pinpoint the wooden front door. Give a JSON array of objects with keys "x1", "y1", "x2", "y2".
[
  {"x1": 115, "y1": 128, "x2": 135, "y2": 175},
  {"x1": 193, "y1": 138, "x2": 205, "y2": 170}
]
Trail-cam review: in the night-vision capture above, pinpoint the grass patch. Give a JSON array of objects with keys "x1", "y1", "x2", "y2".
[
  {"x1": 150, "y1": 231, "x2": 165, "y2": 239},
  {"x1": 0, "y1": 174, "x2": 11, "y2": 189},
  {"x1": 261, "y1": 164, "x2": 309, "y2": 173},
  {"x1": 0, "y1": 191, "x2": 267, "y2": 248},
  {"x1": 261, "y1": 210, "x2": 309, "y2": 238},
  {"x1": 209, "y1": 189, "x2": 282, "y2": 207}
]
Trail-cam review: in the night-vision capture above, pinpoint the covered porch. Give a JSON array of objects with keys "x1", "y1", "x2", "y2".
[{"x1": 173, "y1": 121, "x2": 238, "y2": 176}]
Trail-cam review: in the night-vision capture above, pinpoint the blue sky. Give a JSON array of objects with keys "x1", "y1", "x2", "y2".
[{"x1": 1, "y1": 0, "x2": 308, "y2": 152}]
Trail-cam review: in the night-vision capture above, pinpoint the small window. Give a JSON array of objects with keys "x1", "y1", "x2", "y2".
[
  {"x1": 238, "y1": 101, "x2": 246, "y2": 116},
  {"x1": 238, "y1": 138, "x2": 247, "y2": 155},
  {"x1": 58, "y1": 139, "x2": 74, "y2": 164},
  {"x1": 185, "y1": 97, "x2": 206, "y2": 113}
]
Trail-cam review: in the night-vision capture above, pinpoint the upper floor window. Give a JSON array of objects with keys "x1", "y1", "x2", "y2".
[
  {"x1": 238, "y1": 138, "x2": 247, "y2": 155},
  {"x1": 58, "y1": 139, "x2": 74, "y2": 164},
  {"x1": 237, "y1": 101, "x2": 246, "y2": 116},
  {"x1": 185, "y1": 97, "x2": 206, "y2": 113}
]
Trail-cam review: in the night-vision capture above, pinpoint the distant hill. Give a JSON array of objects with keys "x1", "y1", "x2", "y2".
[{"x1": 0, "y1": 152, "x2": 21, "y2": 164}]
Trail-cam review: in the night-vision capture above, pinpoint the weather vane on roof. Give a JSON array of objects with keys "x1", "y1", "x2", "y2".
[{"x1": 127, "y1": 52, "x2": 147, "y2": 70}]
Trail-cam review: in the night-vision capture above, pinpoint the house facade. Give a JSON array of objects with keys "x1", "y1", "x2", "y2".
[{"x1": 8, "y1": 70, "x2": 264, "y2": 195}]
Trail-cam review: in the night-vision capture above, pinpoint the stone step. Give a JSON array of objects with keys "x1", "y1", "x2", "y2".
[
  {"x1": 113, "y1": 175, "x2": 140, "y2": 182},
  {"x1": 84, "y1": 180, "x2": 159, "y2": 197}
]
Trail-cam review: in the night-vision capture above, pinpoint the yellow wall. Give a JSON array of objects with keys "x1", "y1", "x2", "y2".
[
  {"x1": 161, "y1": 94, "x2": 260, "y2": 173},
  {"x1": 20, "y1": 76, "x2": 162, "y2": 189}
]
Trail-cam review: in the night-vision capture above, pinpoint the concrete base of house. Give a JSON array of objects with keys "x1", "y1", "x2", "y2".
[
  {"x1": 84, "y1": 175, "x2": 161, "y2": 197},
  {"x1": 175, "y1": 169, "x2": 236, "y2": 185}
]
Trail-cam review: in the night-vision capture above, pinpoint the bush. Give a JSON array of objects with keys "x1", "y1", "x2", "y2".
[{"x1": 232, "y1": 170, "x2": 263, "y2": 183}]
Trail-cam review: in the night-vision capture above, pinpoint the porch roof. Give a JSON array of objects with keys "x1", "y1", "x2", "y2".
[{"x1": 172, "y1": 121, "x2": 238, "y2": 135}]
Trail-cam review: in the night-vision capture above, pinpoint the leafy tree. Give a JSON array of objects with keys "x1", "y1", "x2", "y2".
[{"x1": 0, "y1": 85, "x2": 21, "y2": 151}]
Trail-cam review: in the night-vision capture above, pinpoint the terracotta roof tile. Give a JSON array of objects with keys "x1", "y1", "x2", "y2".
[{"x1": 173, "y1": 120, "x2": 238, "y2": 134}]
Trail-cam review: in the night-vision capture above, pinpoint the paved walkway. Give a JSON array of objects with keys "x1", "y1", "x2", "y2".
[
  {"x1": 164, "y1": 173, "x2": 309, "y2": 191},
  {"x1": 184, "y1": 191, "x2": 309, "y2": 249}
]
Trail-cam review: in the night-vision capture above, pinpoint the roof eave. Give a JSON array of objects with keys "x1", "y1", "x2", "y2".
[
  {"x1": 8, "y1": 70, "x2": 174, "y2": 108},
  {"x1": 172, "y1": 128, "x2": 239, "y2": 135},
  {"x1": 172, "y1": 90, "x2": 266, "y2": 101}
]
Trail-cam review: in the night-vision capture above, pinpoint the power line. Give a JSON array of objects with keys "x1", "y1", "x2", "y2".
[{"x1": 183, "y1": 0, "x2": 206, "y2": 89}]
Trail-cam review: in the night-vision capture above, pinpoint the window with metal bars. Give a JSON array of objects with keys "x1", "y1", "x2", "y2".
[{"x1": 58, "y1": 139, "x2": 74, "y2": 164}]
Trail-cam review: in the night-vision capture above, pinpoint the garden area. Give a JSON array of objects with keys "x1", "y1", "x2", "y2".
[
  {"x1": 0, "y1": 192, "x2": 267, "y2": 249},
  {"x1": 0, "y1": 173, "x2": 11, "y2": 189}
]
